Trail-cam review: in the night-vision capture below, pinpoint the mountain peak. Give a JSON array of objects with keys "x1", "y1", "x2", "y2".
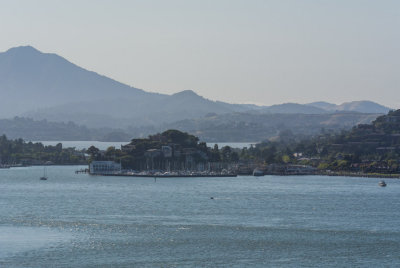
[
  {"x1": 172, "y1": 90, "x2": 200, "y2": 98},
  {"x1": 337, "y1": 100, "x2": 391, "y2": 114},
  {"x1": 4, "y1": 45, "x2": 42, "y2": 55},
  {"x1": 307, "y1": 100, "x2": 391, "y2": 114}
]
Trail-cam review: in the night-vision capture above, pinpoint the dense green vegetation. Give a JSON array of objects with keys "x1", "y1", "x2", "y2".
[
  {"x1": 242, "y1": 110, "x2": 400, "y2": 173},
  {"x1": 88, "y1": 130, "x2": 239, "y2": 171},
  {"x1": 0, "y1": 135, "x2": 86, "y2": 165}
]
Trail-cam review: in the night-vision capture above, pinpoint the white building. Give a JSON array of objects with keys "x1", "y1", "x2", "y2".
[{"x1": 89, "y1": 161, "x2": 121, "y2": 175}]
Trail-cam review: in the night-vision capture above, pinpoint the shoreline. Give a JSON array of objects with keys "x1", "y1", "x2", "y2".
[
  {"x1": 319, "y1": 172, "x2": 400, "y2": 179},
  {"x1": 4, "y1": 165, "x2": 400, "y2": 179},
  {"x1": 90, "y1": 173, "x2": 237, "y2": 178},
  {"x1": 262, "y1": 171, "x2": 400, "y2": 179}
]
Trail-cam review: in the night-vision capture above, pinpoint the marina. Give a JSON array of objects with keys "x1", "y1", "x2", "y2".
[{"x1": 93, "y1": 171, "x2": 238, "y2": 178}]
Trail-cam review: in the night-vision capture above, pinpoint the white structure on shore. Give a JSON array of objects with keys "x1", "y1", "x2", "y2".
[{"x1": 89, "y1": 161, "x2": 121, "y2": 175}]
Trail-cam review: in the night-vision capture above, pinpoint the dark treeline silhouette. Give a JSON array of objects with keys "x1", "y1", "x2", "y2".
[
  {"x1": 0, "y1": 135, "x2": 86, "y2": 165},
  {"x1": 87, "y1": 130, "x2": 239, "y2": 171}
]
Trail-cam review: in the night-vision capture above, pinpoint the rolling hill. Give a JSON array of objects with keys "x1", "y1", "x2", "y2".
[
  {"x1": 0, "y1": 46, "x2": 252, "y2": 126},
  {"x1": 0, "y1": 45, "x2": 393, "y2": 138}
]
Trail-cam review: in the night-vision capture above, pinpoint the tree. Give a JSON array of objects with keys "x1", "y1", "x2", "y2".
[{"x1": 87, "y1": 146, "x2": 100, "y2": 160}]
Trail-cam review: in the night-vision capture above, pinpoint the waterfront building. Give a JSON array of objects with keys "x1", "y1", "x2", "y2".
[{"x1": 89, "y1": 161, "x2": 121, "y2": 175}]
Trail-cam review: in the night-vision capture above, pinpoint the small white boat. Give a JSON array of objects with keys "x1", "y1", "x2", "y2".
[{"x1": 378, "y1": 180, "x2": 386, "y2": 187}]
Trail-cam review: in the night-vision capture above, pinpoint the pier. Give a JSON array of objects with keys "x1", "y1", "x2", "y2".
[
  {"x1": 91, "y1": 173, "x2": 237, "y2": 178},
  {"x1": 75, "y1": 168, "x2": 89, "y2": 174}
]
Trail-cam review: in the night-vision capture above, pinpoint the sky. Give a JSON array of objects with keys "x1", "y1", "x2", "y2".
[{"x1": 0, "y1": 0, "x2": 399, "y2": 108}]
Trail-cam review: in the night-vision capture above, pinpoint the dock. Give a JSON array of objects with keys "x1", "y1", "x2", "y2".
[
  {"x1": 75, "y1": 168, "x2": 89, "y2": 174},
  {"x1": 91, "y1": 173, "x2": 237, "y2": 178}
]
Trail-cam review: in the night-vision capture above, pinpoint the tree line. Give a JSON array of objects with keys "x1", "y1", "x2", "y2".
[{"x1": 0, "y1": 135, "x2": 86, "y2": 165}]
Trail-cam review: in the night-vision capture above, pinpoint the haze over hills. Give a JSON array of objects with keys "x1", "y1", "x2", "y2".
[
  {"x1": 0, "y1": 46, "x2": 251, "y2": 124},
  {"x1": 0, "y1": 112, "x2": 382, "y2": 142},
  {"x1": 149, "y1": 112, "x2": 382, "y2": 142},
  {"x1": 0, "y1": 117, "x2": 132, "y2": 141},
  {"x1": 307, "y1": 101, "x2": 391, "y2": 114},
  {"x1": 257, "y1": 103, "x2": 327, "y2": 114},
  {"x1": 0, "y1": 45, "x2": 393, "y2": 140},
  {"x1": 0, "y1": 46, "x2": 150, "y2": 116}
]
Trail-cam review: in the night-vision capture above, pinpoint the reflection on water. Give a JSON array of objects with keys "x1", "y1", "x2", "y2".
[{"x1": 0, "y1": 226, "x2": 71, "y2": 258}]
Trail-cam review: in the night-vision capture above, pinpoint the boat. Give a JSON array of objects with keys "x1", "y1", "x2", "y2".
[
  {"x1": 378, "y1": 180, "x2": 386, "y2": 187},
  {"x1": 40, "y1": 167, "x2": 48, "y2": 180},
  {"x1": 0, "y1": 162, "x2": 11, "y2": 169},
  {"x1": 253, "y1": 169, "x2": 264, "y2": 177}
]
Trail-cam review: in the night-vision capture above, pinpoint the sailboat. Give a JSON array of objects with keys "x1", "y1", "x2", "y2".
[{"x1": 40, "y1": 166, "x2": 48, "y2": 180}]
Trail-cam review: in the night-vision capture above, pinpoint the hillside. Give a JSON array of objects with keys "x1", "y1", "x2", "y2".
[
  {"x1": 0, "y1": 46, "x2": 252, "y2": 126},
  {"x1": 0, "y1": 112, "x2": 382, "y2": 143},
  {"x1": 0, "y1": 117, "x2": 131, "y2": 141},
  {"x1": 0, "y1": 46, "x2": 150, "y2": 116},
  {"x1": 0, "y1": 46, "x2": 393, "y2": 129},
  {"x1": 259, "y1": 103, "x2": 327, "y2": 114},
  {"x1": 128, "y1": 112, "x2": 382, "y2": 142},
  {"x1": 238, "y1": 110, "x2": 400, "y2": 174},
  {"x1": 307, "y1": 100, "x2": 391, "y2": 114},
  {"x1": 309, "y1": 109, "x2": 400, "y2": 172}
]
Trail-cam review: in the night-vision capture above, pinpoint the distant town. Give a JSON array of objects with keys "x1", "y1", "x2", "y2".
[{"x1": 2, "y1": 109, "x2": 399, "y2": 179}]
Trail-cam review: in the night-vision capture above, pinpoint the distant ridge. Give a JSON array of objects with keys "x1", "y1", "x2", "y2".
[
  {"x1": 0, "y1": 45, "x2": 393, "y2": 129},
  {"x1": 0, "y1": 46, "x2": 251, "y2": 125},
  {"x1": 307, "y1": 100, "x2": 391, "y2": 114},
  {"x1": 307, "y1": 101, "x2": 338, "y2": 111},
  {"x1": 336, "y1": 101, "x2": 391, "y2": 114},
  {"x1": 260, "y1": 103, "x2": 327, "y2": 114},
  {"x1": 0, "y1": 45, "x2": 148, "y2": 116}
]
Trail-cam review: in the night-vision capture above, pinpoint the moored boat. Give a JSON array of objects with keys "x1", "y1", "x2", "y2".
[
  {"x1": 253, "y1": 169, "x2": 264, "y2": 177},
  {"x1": 40, "y1": 167, "x2": 48, "y2": 180}
]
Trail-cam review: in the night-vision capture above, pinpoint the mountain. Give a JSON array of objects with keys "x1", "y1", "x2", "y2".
[
  {"x1": 307, "y1": 101, "x2": 391, "y2": 114},
  {"x1": 0, "y1": 46, "x2": 150, "y2": 117},
  {"x1": 23, "y1": 89, "x2": 254, "y2": 128},
  {"x1": 0, "y1": 46, "x2": 392, "y2": 131},
  {"x1": 0, "y1": 46, "x2": 251, "y2": 125},
  {"x1": 260, "y1": 103, "x2": 327, "y2": 114},
  {"x1": 336, "y1": 101, "x2": 391, "y2": 114},
  {"x1": 307, "y1": 101, "x2": 338, "y2": 111}
]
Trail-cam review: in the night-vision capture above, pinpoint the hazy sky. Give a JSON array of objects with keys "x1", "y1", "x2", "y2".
[{"x1": 1, "y1": 0, "x2": 399, "y2": 108}]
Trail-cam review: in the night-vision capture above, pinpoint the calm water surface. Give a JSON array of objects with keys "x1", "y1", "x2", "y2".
[{"x1": 1, "y1": 166, "x2": 399, "y2": 267}]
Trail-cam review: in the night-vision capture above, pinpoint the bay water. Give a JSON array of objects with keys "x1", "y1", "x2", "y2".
[{"x1": 1, "y1": 165, "x2": 399, "y2": 267}]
